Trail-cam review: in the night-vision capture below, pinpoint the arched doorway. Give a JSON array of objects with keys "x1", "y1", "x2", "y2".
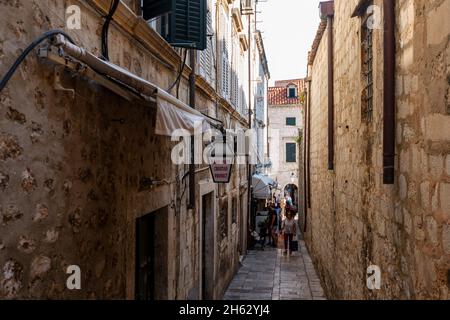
[{"x1": 284, "y1": 184, "x2": 299, "y2": 207}]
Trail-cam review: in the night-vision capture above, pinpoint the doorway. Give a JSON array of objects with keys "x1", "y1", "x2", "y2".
[
  {"x1": 135, "y1": 207, "x2": 168, "y2": 300},
  {"x1": 202, "y1": 192, "x2": 214, "y2": 300}
]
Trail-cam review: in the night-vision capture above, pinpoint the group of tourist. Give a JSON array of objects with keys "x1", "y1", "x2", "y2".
[{"x1": 265, "y1": 193, "x2": 298, "y2": 256}]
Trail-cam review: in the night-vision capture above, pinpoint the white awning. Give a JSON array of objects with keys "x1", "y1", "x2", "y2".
[
  {"x1": 49, "y1": 35, "x2": 221, "y2": 137},
  {"x1": 154, "y1": 90, "x2": 217, "y2": 136},
  {"x1": 252, "y1": 174, "x2": 277, "y2": 200}
]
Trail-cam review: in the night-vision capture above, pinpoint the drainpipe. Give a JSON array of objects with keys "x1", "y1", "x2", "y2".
[
  {"x1": 303, "y1": 77, "x2": 311, "y2": 232},
  {"x1": 327, "y1": 15, "x2": 334, "y2": 171},
  {"x1": 383, "y1": 0, "x2": 396, "y2": 185},
  {"x1": 306, "y1": 77, "x2": 311, "y2": 210},
  {"x1": 247, "y1": 13, "x2": 253, "y2": 239},
  {"x1": 189, "y1": 50, "x2": 196, "y2": 209},
  {"x1": 319, "y1": 1, "x2": 335, "y2": 171}
]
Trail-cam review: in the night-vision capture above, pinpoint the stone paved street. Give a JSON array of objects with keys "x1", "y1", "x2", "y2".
[{"x1": 223, "y1": 235, "x2": 326, "y2": 300}]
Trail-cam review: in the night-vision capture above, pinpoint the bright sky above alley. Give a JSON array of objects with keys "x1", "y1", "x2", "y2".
[{"x1": 259, "y1": 0, "x2": 322, "y2": 84}]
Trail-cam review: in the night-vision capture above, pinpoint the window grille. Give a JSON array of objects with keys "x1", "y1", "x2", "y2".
[{"x1": 361, "y1": 12, "x2": 374, "y2": 122}]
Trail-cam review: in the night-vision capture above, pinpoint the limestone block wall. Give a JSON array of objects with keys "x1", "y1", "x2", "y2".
[
  {"x1": 0, "y1": 0, "x2": 245, "y2": 299},
  {"x1": 305, "y1": 0, "x2": 450, "y2": 299}
]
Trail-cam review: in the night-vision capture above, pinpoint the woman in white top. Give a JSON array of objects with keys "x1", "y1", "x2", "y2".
[{"x1": 282, "y1": 210, "x2": 296, "y2": 255}]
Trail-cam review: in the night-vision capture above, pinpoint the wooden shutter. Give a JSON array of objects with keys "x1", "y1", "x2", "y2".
[
  {"x1": 221, "y1": 9, "x2": 230, "y2": 99},
  {"x1": 199, "y1": 4, "x2": 213, "y2": 84},
  {"x1": 230, "y1": 31, "x2": 239, "y2": 108},
  {"x1": 286, "y1": 143, "x2": 297, "y2": 163},
  {"x1": 286, "y1": 117, "x2": 296, "y2": 126},
  {"x1": 143, "y1": 0, "x2": 207, "y2": 50}
]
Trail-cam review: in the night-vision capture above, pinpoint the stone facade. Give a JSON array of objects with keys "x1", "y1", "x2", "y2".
[
  {"x1": 0, "y1": 0, "x2": 262, "y2": 299},
  {"x1": 305, "y1": 0, "x2": 450, "y2": 299}
]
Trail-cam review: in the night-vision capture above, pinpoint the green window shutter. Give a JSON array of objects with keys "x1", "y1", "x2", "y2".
[
  {"x1": 169, "y1": 0, "x2": 207, "y2": 50},
  {"x1": 143, "y1": 0, "x2": 207, "y2": 50},
  {"x1": 286, "y1": 143, "x2": 296, "y2": 163},
  {"x1": 286, "y1": 117, "x2": 296, "y2": 126}
]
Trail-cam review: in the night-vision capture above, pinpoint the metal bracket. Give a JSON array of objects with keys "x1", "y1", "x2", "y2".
[{"x1": 54, "y1": 66, "x2": 75, "y2": 99}]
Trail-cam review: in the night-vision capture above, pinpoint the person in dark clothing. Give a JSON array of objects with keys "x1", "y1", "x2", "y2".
[{"x1": 267, "y1": 203, "x2": 278, "y2": 247}]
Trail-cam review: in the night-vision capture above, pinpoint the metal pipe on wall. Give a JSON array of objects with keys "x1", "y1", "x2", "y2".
[
  {"x1": 327, "y1": 15, "x2": 334, "y2": 171},
  {"x1": 189, "y1": 49, "x2": 196, "y2": 209},
  {"x1": 383, "y1": 0, "x2": 396, "y2": 185},
  {"x1": 247, "y1": 13, "x2": 253, "y2": 244},
  {"x1": 307, "y1": 78, "x2": 312, "y2": 210},
  {"x1": 303, "y1": 78, "x2": 311, "y2": 232}
]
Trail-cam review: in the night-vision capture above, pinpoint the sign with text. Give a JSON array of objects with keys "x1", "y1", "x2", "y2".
[{"x1": 210, "y1": 163, "x2": 233, "y2": 184}]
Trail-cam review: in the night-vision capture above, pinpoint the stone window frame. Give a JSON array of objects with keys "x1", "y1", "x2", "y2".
[{"x1": 287, "y1": 84, "x2": 298, "y2": 98}]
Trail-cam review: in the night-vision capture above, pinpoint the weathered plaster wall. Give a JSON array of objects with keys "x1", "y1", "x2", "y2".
[
  {"x1": 0, "y1": 0, "x2": 245, "y2": 299},
  {"x1": 305, "y1": 0, "x2": 450, "y2": 299}
]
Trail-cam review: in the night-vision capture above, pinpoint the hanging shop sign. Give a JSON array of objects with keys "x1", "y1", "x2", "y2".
[
  {"x1": 208, "y1": 132, "x2": 234, "y2": 184},
  {"x1": 210, "y1": 162, "x2": 233, "y2": 184}
]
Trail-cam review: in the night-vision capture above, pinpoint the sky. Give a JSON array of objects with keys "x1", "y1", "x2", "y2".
[{"x1": 257, "y1": 0, "x2": 322, "y2": 85}]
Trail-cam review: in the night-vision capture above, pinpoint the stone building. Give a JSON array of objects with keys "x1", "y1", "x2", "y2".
[
  {"x1": 303, "y1": 0, "x2": 450, "y2": 299},
  {"x1": 253, "y1": 30, "x2": 270, "y2": 172},
  {"x1": 0, "y1": 0, "x2": 267, "y2": 299},
  {"x1": 267, "y1": 79, "x2": 305, "y2": 206}
]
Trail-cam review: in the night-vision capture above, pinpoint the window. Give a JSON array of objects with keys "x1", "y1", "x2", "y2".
[
  {"x1": 231, "y1": 30, "x2": 240, "y2": 108},
  {"x1": 286, "y1": 117, "x2": 296, "y2": 126},
  {"x1": 199, "y1": 4, "x2": 214, "y2": 85},
  {"x1": 142, "y1": 0, "x2": 207, "y2": 50},
  {"x1": 361, "y1": 7, "x2": 374, "y2": 122},
  {"x1": 287, "y1": 85, "x2": 297, "y2": 98},
  {"x1": 241, "y1": 0, "x2": 255, "y2": 15},
  {"x1": 221, "y1": 8, "x2": 230, "y2": 99},
  {"x1": 286, "y1": 143, "x2": 296, "y2": 163}
]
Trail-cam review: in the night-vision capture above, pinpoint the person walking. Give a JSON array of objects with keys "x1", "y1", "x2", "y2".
[
  {"x1": 267, "y1": 203, "x2": 278, "y2": 247},
  {"x1": 281, "y1": 209, "x2": 296, "y2": 255}
]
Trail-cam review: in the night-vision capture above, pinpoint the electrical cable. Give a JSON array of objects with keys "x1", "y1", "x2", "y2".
[
  {"x1": 101, "y1": 0, "x2": 120, "y2": 61},
  {"x1": 0, "y1": 29, "x2": 75, "y2": 93},
  {"x1": 167, "y1": 48, "x2": 188, "y2": 94}
]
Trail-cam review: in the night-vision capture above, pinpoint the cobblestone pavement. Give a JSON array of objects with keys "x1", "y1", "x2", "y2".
[{"x1": 223, "y1": 237, "x2": 326, "y2": 300}]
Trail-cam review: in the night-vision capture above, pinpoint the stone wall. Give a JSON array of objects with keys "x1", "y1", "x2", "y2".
[
  {"x1": 0, "y1": 0, "x2": 246, "y2": 299},
  {"x1": 305, "y1": 0, "x2": 450, "y2": 299}
]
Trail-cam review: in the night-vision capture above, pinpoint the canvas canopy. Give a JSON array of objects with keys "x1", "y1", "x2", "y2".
[{"x1": 252, "y1": 174, "x2": 277, "y2": 200}]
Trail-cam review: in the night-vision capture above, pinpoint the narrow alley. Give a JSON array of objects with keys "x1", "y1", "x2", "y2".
[
  {"x1": 0, "y1": 0, "x2": 449, "y2": 305},
  {"x1": 224, "y1": 235, "x2": 326, "y2": 300}
]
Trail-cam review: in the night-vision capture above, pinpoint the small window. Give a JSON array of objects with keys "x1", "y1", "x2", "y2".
[
  {"x1": 286, "y1": 143, "x2": 296, "y2": 163},
  {"x1": 287, "y1": 85, "x2": 297, "y2": 98},
  {"x1": 286, "y1": 117, "x2": 296, "y2": 126}
]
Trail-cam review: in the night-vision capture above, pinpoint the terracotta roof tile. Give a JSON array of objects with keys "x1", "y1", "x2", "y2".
[{"x1": 268, "y1": 79, "x2": 306, "y2": 106}]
